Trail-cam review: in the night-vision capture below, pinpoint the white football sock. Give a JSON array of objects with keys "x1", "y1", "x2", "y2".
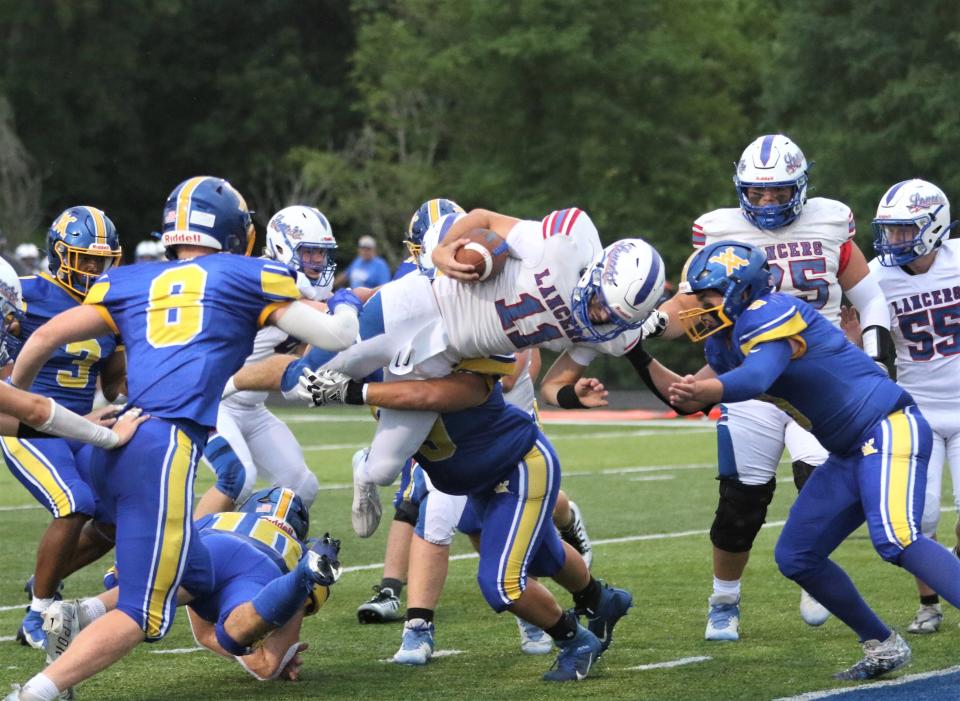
[
  {"x1": 712, "y1": 577, "x2": 741, "y2": 599},
  {"x1": 21, "y1": 673, "x2": 60, "y2": 701},
  {"x1": 29, "y1": 596, "x2": 54, "y2": 614},
  {"x1": 79, "y1": 597, "x2": 107, "y2": 628}
]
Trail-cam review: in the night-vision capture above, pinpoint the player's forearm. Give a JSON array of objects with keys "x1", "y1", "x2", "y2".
[
  {"x1": 363, "y1": 374, "x2": 488, "y2": 413},
  {"x1": 11, "y1": 330, "x2": 60, "y2": 389},
  {"x1": 273, "y1": 301, "x2": 359, "y2": 351},
  {"x1": 232, "y1": 355, "x2": 298, "y2": 393},
  {"x1": 717, "y1": 341, "x2": 792, "y2": 403}
]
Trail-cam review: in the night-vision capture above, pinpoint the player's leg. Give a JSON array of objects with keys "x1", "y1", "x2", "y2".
[
  {"x1": 783, "y1": 420, "x2": 831, "y2": 627},
  {"x1": 553, "y1": 490, "x2": 592, "y2": 568},
  {"x1": 19, "y1": 421, "x2": 211, "y2": 699},
  {"x1": 906, "y1": 422, "x2": 946, "y2": 634},
  {"x1": 358, "y1": 462, "x2": 423, "y2": 623},
  {"x1": 1, "y1": 437, "x2": 96, "y2": 649},
  {"x1": 706, "y1": 401, "x2": 785, "y2": 641},
  {"x1": 393, "y1": 488, "x2": 465, "y2": 665},
  {"x1": 195, "y1": 406, "x2": 256, "y2": 517},
  {"x1": 244, "y1": 406, "x2": 319, "y2": 509}
]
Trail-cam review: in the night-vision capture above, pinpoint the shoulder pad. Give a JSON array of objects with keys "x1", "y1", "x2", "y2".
[{"x1": 735, "y1": 295, "x2": 807, "y2": 355}]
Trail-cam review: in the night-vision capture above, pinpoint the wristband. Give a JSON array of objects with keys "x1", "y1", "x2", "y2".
[
  {"x1": 556, "y1": 384, "x2": 586, "y2": 410},
  {"x1": 345, "y1": 380, "x2": 366, "y2": 405}
]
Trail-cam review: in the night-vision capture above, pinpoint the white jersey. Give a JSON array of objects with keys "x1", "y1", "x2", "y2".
[
  {"x1": 503, "y1": 363, "x2": 536, "y2": 414},
  {"x1": 692, "y1": 197, "x2": 854, "y2": 325},
  {"x1": 869, "y1": 239, "x2": 960, "y2": 415},
  {"x1": 432, "y1": 208, "x2": 641, "y2": 366}
]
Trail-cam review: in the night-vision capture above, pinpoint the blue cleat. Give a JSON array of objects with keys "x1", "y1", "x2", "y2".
[
  {"x1": 582, "y1": 581, "x2": 632, "y2": 654},
  {"x1": 393, "y1": 619, "x2": 434, "y2": 665},
  {"x1": 301, "y1": 533, "x2": 342, "y2": 587},
  {"x1": 16, "y1": 609, "x2": 46, "y2": 650},
  {"x1": 543, "y1": 625, "x2": 602, "y2": 682},
  {"x1": 705, "y1": 593, "x2": 740, "y2": 641}
]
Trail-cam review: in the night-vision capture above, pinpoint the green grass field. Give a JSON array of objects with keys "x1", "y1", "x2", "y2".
[{"x1": 0, "y1": 408, "x2": 956, "y2": 700}]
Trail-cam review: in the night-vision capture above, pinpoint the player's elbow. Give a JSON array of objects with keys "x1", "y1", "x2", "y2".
[{"x1": 23, "y1": 395, "x2": 50, "y2": 427}]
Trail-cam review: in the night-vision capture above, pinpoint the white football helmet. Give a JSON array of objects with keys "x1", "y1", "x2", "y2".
[
  {"x1": 571, "y1": 238, "x2": 665, "y2": 342},
  {"x1": 734, "y1": 134, "x2": 809, "y2": 230},
  {"x1": 266, "y1": 206, "x2": 337, "y2": 287},
  {"x1": 0, "y1": 257, "x2": 24, "y2": 365},
  {"x1": 134, "y1": 239, "x2": 165, "y2": 262},
  {"x1": 873, "y1": 179, "x2": 955, "y2": 267},
  {"x1": 14, "y1": 243, "x2": 39, "y2": 265}
]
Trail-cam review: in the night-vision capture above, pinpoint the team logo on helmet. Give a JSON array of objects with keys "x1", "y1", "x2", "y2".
[
  {"x1": 784, "y1": 150, "x2": 805, "y2": 175},
  {"x1": 708, "y1": 247, "x2": 750, "y2": 276},
  {"x1": 907, "y1": 192, "x2": 946, "y2": 213}
]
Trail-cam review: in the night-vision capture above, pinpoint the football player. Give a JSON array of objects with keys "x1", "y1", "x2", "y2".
[
  {"x1": 133, "y1": 240, "x2": 164, "y2": 263},
  {"x1": 651, "y1": 135, "x2": 893, "y2": 640},
  {"x1": 849, "y1": 179, "x2": 960, "y2": 635},
  {"x1": 195, "y1": 205, "x2": 338, "y2": 516},
  {"x1": 40, "y1": 488, "x2": 340, "y2": 685},
  {"x1": 14, "y1": 243, "x2": 42, "y2": 276},
  {"x1": 4, "y1": 176, "x2": 360, "y2": 701},
  {"x1": 2, "y1": 207, "x2": 126, "y2": 650},
  {"x1": 305, "y1": 358, "x2": 631, "y2": 682},
  {"x1": 644, "y1": 239, "x2": 960, "y2": 680}
]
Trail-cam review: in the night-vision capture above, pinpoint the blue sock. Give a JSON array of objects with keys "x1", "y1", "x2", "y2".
[
  {"x1": 791, "y1": 559, "x2": 890, "y2": 642},
  {"x1": 899, "y1": 537, "x2": 960, "y2": 607},
  {"x1": 251, "y1": 560, "x2": 313, "y2": 627}
]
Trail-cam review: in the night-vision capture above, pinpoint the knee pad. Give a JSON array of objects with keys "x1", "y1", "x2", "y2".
[
  {"x1": 205, "y1": 435, "x2": 248, "y2": 503},
  {"x1": 393, "y1": 499, "x2": 420, "y2": 527},
  {"x1": 215, "y1": 618, "x2": 253, "y2": 657},
  {"x1": 710, "y1": 477, "x2": 776, "y2": 553},
  {"x1": 791, "y1": 461, "x2": 818, "y2": 493}
]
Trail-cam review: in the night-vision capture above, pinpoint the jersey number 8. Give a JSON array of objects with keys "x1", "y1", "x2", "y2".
[{"x1": 146, "y1": 265, "x2": 208, "y2": 348}]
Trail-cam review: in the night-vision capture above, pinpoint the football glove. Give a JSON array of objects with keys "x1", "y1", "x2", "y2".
[
  {"x1": 641, "y1": 310, "x2": 668, "y2": 339},
  {"x1": 297, "y1": 368, "x2": 362, "y2": 407},
  {"x1": 326, "y1": 289, "x2": 363, "y2": 316}
]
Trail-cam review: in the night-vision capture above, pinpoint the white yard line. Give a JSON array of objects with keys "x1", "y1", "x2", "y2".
[
  {"x1": 150, "y1": 647, "x2": 205, "y2": 655},
  {"x1": 281, "y1": 413, "x2": 714, "y2": 429},
  {"x1": 773, "y1": 664, "x2": 960, "y2": 700},
  {"x1": 626, "y1": 655, "x2": 712, "y2": 671}
]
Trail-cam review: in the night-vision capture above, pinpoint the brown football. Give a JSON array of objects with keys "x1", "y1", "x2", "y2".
[{"x1": 453, "y1": 228, "x2": 509, "y2": 281}]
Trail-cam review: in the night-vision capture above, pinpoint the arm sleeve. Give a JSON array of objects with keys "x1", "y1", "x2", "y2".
[
  {"x1": 844, "y1": 273, "x2": 890, "y2": 330},
  {"x1": 274, "y1": 302, "x2": 359, "y2": 352},
  {"x1": 718, "y1": 339, "x2": 793, "y2": 403},
  {"x1": 34, "y1": 398, "x2": 120, "y2": 449}
]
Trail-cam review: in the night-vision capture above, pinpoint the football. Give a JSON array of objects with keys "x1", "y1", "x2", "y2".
[{"x1": 453, "y1": 228, "x2": 509, "y2": 281}]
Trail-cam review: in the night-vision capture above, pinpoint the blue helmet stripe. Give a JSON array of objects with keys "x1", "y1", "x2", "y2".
[
  {"x1": 884, "y1": 180, "x2": 911, "y2": 205},
  {"x1": 759, "y1": 135, "x2": 776, "y2": 165},
  {"x1": 632, "y1": 249, "x2": 661, "y2": 306},
  {"x1": 437, "y1": 213, "x2": 459, "y2": 243}
]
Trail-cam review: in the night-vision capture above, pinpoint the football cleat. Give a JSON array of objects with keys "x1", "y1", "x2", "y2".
[
  {"x1": 43, "y1": 600, "x2": 80, "y2": 665},
  {"x1": 351, "y1": 449, "x2": 382, "y2": 538},
  {"x1": 17, "y1": 609, "x2": 46, "y2": 650},
  {"x1": 800, "y1": 589, "x2": 831, "y2": 627},
  {"x1": 392, "y1": 618, "x2": 434, "y2": 665},
  {"x1": 542, "y1": 625, "x2": 601, "y2": 682},
  {"x1": 581, "y1": 581, "x2": 632, "y2": 654},
  {"x1": 517, "y1": 616, "x2": 553, "y2": 655},
  {"x1": 705, "y1": 593, "x2": 740, "y2": 641},
  {"x1": 301, "y1": 534, "x2": 342, "y2": 587},
  {"x1": 833, "y1": 632, "x2": 910, "y2": 680},
  {"x1": 559, "y1": 501, "x2": 593, "y2": 569},
  {"x1": 906, "y1": 603, "x2": 943, "y2": 635},
  {"x1": 357, "y1": 586, "x2": 403, "y2": 624}
]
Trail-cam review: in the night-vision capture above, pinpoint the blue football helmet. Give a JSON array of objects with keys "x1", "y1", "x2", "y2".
[
  {"x1": 46, "y1": 206, "x2": 122, "y2": 296},
  {"x1": 678, "y1": 240, "x2": 772, "y2": 342},
  {"x1": 0, "y1": 257, "x2": 24, "y2": 365},
  {"x1": 873, "y1": 179, "x2": 956, "y2": 267},
  {"x1": 161, "y1": 176, "x2": 254, "y2": 256},
  {"x1": 406, "y1": 198, "x2": 464, "y2": 269},
  {"x1": 571, "y1": 238, "x2": 665, "y2": 342},
  {"x1": 238, "y1": 486, "x2": 309, "y2": 541},
  {"x1": 734, "y1": 135, "x2": 809, "y2": 230}
]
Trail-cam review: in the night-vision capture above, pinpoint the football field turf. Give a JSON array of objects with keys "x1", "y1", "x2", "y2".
[{"x1": 0, "y1": 408, "x2": 957, "y2": 700}]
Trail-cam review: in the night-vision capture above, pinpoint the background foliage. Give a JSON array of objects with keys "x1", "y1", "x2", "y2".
[{"x1": 1, "y1": 0, "x2": 958, "y2": 383}]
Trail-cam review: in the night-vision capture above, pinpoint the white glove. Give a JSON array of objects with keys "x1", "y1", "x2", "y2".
[
  {"x1": 641, "y1": 310, "x2": 669, "y2": 339},
  {"x1": 296, "y1": 368, "x2": 354, "y2": 407}
]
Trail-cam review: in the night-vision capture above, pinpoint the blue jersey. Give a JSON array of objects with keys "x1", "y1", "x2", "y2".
[
  {"x1": 194, "y1": 511, "x2": 303, "y2": 574},
  {"x1": 412, "y1": 357, "x2": 540, "y2": 496},
  {"x1": 84, "y1": 254, "x2": 300, "y2": 429},
  {"x1": 706, "y1": 292, "x2": 911, "y2": 455},
  {"x1": 21, "y1": 274, "x2": 119, "y2": 413},
  {"x1": 392, "y1": 258, "x2": 418, "y2": 280}
]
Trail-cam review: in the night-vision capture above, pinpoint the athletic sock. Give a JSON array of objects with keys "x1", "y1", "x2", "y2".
[
  {"x1": 30, "y1": 596, "x2": 54, "y2": 614},
  {"x1": 381, "y1": 578, "x2": 404, "y2": 597},
  {"x1": 251, "y1": 561, "x2": 313, "y2": 627},
  {"x1": 21, "y1": 673, "x2": 60, "y2": 701},
  {"x1": 572, "y1": 577, "x2": 602, "y2": 614},
  {"x1": 544, "y1": 610, "x2": 578, "y2": 642},
  {"x1": 406, "y1": 608, "x2": 433, "y2": 624},
  {"x1": 900, "y1": 537, "x2": 960, "y2": 609},
  {"x1": 920, "y1": 594, "x2": 940, "y2": 606},
  {"x1": 712, "y1": 577, "x2": 741, "y2": 600},
  {"x1": 79, "y1": 597, "x2": 107, "y2": 628}
]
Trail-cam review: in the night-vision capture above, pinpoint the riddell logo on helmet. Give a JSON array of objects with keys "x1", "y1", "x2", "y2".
[
  {"x1": 162, "y1": 232, "x2": 203, "y2": 244},
  {"x1": 907, "y1": 192, "x2": 945, "y2": 213}
]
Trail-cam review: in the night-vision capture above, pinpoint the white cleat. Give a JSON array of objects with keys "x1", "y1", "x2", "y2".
[
  {"x1": 906, "y1": 603, "x2": 943, "y2": 634},
  {"x1": 799, "y1": 589, "x2": 831, "y2": 627},
  {"x1": 4, "y1": 684, "x2": 48, "y2": 701},
  {"x1": 705, "y1": 593, "x2": 740, "y2": 641},
  {"x1": 392, "y1": 619, "x2": 434, "y2": 665},
  {"x1": 42, "y1": 601, "x2": 80, "y2": 700},
  {"x1": 351, "y1": 448, "x2": 382, "y2": 538},
  {"x1": 516, "y1": 616, "x2": 553, "y2": 655}
]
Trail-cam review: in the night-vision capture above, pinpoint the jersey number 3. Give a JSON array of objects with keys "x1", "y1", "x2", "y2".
[{"x1": 146, "y1": 265, "x2": 208, "y2": 348}]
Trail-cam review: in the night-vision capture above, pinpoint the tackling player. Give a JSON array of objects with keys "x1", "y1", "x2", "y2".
[
  {"x1": 644, "y1": 240, "x2": 960, "y2": 680},
  {"x1": 3, "y1": 207, "x2": 125, "y2": 649},
  {"x1": 852, "y1": 179, "x2": 960, "y2": 634},
  {"x1": 4, "y1": 175, "x2": 360, "y2": 701},
  {"x1": 653, "y1": 135, "x2": 892, "y2": 640}
]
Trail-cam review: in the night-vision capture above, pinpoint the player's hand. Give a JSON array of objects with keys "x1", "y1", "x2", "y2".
[
  {"x1": 297, "y1": 368, "x2": 352, "y2": 407},
  {"x1": 641, "y1": 310, "x2": 669, "y2": 339},
  {"x1": 86, "y1": 404, "x2": 124, "y2": 426},
  {"x1": 279, "y1": 642, "x2": 308, "y2": 681},
  {"x1": 574, "y1": 377, "x2": 608, "y2": 408},
  {"x1": 839, "y1": 305, "x2": 863, "y2": 346},
  {"x1": 668, "y1": 375, "x2": 722, "y2": 413},
  {"x1": 109, "y1": 407, "x2": 150, "y2": 447},
  {"x1": 431, "y1": 238, "x2": 480, "y2": 282},
  {"x1": 326, "y1": 289, "x2": 363, "y2": 316}
]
